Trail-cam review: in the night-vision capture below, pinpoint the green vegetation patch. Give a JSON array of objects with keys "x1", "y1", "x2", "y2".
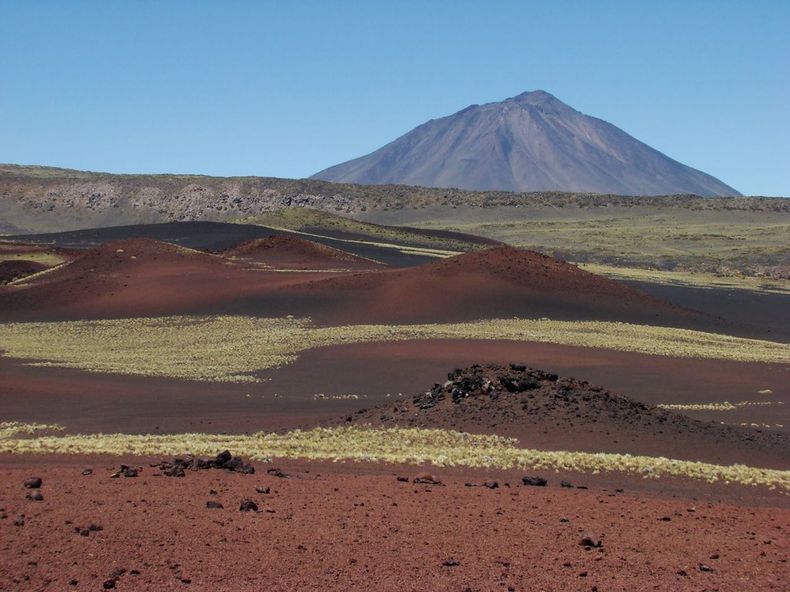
[{"x1": 376, "y1": 205, "x2": 790, "y2": 279}]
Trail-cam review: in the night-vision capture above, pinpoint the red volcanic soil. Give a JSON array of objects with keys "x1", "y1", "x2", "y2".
[
  {"x1": 0, "y1": 238, "x2": 339, "y2": 321},
  {"x1": 0, "y1": 241, "x2": 710, "y2": 328},
  {"x1": 0, "y1": 459, "x2": 787, "y2": 591},
  {"x1": 224, "y1": 235, "x2": 383, "y2": 270},
  {"x1": 289, "y1": 246, "x2": 704, "y2": 325}
]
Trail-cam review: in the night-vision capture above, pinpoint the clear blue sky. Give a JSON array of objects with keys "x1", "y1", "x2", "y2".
[{"x1": 1, "y1": 1, "x2": 788, "y2": 195}]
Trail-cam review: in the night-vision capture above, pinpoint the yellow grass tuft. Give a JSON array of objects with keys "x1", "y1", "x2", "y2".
[
  {"x1": 0, "y1": 315, "x2": 788, "y2": 382},
  {"x1": 1, "y1": 422, "x2": 788, "y2": 492}
]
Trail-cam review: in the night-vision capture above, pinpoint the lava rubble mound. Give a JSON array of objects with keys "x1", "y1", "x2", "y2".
[{"x1": 339, "y1": 364, "x2": 789, "y2": 455}]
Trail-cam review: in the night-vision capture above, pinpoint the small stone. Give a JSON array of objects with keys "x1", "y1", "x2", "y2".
[
  {"x1": 266, "y1": 468, "x2": 287, "y2": 478},
  {"x1": 69, "y1": 579, "x2": 78, "y2": 586},
  {"x1": 483, "y1": 481, "x2": 499, "y2": 489},
  {"x1": 120, "y1": 465, "x2": 138, "y2": 478},
  {"x1": 255, "y1": 486, "x2": 271, "y2": 494},
  {"x1": 677, "y1": 569, "x2": 688, "y2": 576},
  {"x1": 413, "y1": 472, "x2": 441, "y2": 485},
  {"x1": 560, "y1": 480, "x2": 573, "y2": 488},
  {"x1": 522, "y1": 476, "x2": 547, "y2": 487},
  {"x1": 396, "y1": 476, "x2": 409, "y2": 482},
  {"x1": 89, "y1": 524, "x2": 103, "y2": 531},
  {"x1": 82, "y1": 468, "x2": 93, "y2": 476},
  {"x1": 23, "y1": 477, "x2": 42, "y2": 489},
  {"x1": 206, "y1": 501, "x2": 223, "y2": 509},
  {"x1": 239, "y1": 500, "x2": 258, "y2": 512},
  {"x1": 698, "y1": 563, "x2": 715, "y2": 572},
  {"x1": 442, "y1": 558, "x2": 460, "y2": 567},
  {"x1": 214, "y1": 450, "x2": 232, "y2": 465},
  {"x1": 102, "y1": 580, "x2": 116, "y2": 589},
  {"x1": 579, "y1": 534, "x2": 602, "y2": 548},
  {"x1": 26, "y1": 491, "x2": 44, "y2": 501}
]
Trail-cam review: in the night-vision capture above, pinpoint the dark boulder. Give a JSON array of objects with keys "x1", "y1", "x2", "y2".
[{"x1": 522, "y1": 476, "x2": 547, "y2": 487}]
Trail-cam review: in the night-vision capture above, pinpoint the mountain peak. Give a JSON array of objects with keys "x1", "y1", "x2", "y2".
[
  {"x1": 312, "y1": 93, "x2": 739, "y2": 197},
  {"x1": 504, "y1": 90, "x2": 576, "y2": 116},
  {"x1": 511, "y1": 89, "x2": 560, "y2": 104}
]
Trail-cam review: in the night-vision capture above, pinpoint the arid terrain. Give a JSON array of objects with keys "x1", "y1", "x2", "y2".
[
  {"x1": 3, "y1": 1, "x2": 788, "y2": 588},
  {"x1": 1, "y1": 195, "x2": 788, "y2": 591}
]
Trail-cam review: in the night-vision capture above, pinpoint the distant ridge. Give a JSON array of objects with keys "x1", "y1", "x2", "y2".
[{"x1": 312, "y1": 90, "x2": 740, "y2": 197}]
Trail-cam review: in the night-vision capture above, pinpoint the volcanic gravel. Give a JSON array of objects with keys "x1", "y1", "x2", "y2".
[{"x1": 0, "y1": 460, "x2": 787, "y2": 591}]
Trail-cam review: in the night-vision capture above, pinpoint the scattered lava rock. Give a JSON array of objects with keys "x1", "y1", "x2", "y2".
[
  {"x1": 239, "y1": 500, "x2": 258, "y2": 512},
  {"x1": 413, "y1": 472, "x2": 442, "y2": 485},
  {"x1": 255, "y1": 486, "x2": 271, "y2": 494},
  {"x1": 23, "y1": 477, "x2": 42, "y2": 489},
  {"x1": 442, "y1": 558, "x2": 461, "y2": 567},
  {"x1": 579, "y1": 534, "x2": 603, "y2": 548},
  {"x1": 522, "y1": 476, "x2": 547, "y2": 487},
  {"x1": 153, "y1": 451, "x2": 255, "y2": 477},
  {"x1": 26, "y1": 491, "x2": 44, "y2": 501},
  {"x1": 266, "y1": 468, "x2": 287, "y2": 478},
  {"x1": 112, "y1": 465, "x2": 139, "y2": 478},
  {"x1": 206, "y1": 501, "x2": 224, "y2": 509},
  {"x1": 81, "y1": 468, "x2": 93, "y2": 476},
  {"x1": 560, "y1": 480, "x2": 574, "y2": 488},
  {"x1": 483, "y1": 481, "x2": 499, "y2": 489},
  {"x1": 102, "y1": 568, "x2": 126, "y2": 590}
]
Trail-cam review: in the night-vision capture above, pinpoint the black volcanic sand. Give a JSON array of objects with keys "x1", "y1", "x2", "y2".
[
  {"x1": 626, "y1": 279, "x2": 790, "y2": 341},
  {"x1": 1, "y1": 344, "x2": 788, "y2": 471},
  {"x1": 9, "y1": 221, "x2": 441, "y2": 267},
  {"x1": 0, "y1": 260, "x2": 48, "y2": 284}
]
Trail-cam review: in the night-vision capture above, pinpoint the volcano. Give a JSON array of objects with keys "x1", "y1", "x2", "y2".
[{"x1": 312, "y1": 90, "x2": 739, "y2": 196}]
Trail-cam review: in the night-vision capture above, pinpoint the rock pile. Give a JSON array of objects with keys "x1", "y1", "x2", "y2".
[
  {"x1": 153, "y1": 450, "x2": 255, "y2": 477},
  {"x1": 338, "y1": 363, "x2": 790, "y2": 457}
]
